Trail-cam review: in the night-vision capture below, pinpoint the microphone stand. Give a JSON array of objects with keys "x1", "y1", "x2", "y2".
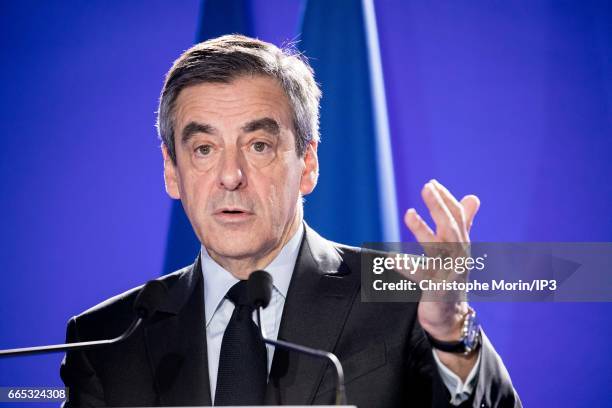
[
  {"x1": 0, "y1": 279, "x2": 166, "y2": 359},
  {"x1": 255, "y1": 308, "x2": 347, "y2": 405},
  {"x1": 0, "y1": 318, "x2": 143, "y2": 357}
]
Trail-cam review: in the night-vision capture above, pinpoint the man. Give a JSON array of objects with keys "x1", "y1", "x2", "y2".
[{"x1": 61, "y1": 35, "x2": 520, "y2": 407}]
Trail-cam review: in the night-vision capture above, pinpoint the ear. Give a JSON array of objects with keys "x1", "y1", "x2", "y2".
[
  {"x1": 162, "y1": 144, "x2": 181, "y2": 199},
  {"x1": 299, "y1": 140, "x2": 319, "y2": 196}
]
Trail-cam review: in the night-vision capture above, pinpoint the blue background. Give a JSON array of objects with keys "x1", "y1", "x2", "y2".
[{"x1": 0, "y1": 1, "x2": 610, "y2": 406}]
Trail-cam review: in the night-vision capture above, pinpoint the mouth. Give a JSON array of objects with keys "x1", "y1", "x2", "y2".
[
  {"x1": 213, "y1": 208, "x2": 254, "y2": 223},
  {"x1": 216, "y1": 207, "x2": 252, "y2": 214}
]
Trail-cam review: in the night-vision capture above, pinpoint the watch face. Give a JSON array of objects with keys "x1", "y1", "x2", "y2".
[
  {"x1": 466, "y1": 326, "x2": 479, "y2": 347},
  {"x1": 464, "y1": 313, "x2": 481, "y2": 350}
]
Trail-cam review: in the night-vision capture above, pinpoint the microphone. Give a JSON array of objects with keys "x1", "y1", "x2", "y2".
[
  {"x1": 247, "y1": 270, "x2": 347, "y2": 405},
  {"x1": 0, "y1": 280, "x2": 168, "y2": 358},
  {"x1": 133, "y1": 279, "x2": 168, "y2": 319}
]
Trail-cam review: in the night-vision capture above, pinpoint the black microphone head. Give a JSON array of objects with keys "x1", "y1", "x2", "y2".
[
  {"x1": 247, "y1": 270, "x2": 273, "y2": 309},
  {"x1": 133, "y1": 280, "x2": 168, "y2": 320}
]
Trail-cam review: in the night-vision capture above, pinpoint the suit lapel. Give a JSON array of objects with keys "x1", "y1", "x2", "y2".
[
  {"x1": 144, "y1": 256, "x2": 212, "y2": 406},
  {"x1": 266, "y1": 225, "x2": 359, "y2": 405}
]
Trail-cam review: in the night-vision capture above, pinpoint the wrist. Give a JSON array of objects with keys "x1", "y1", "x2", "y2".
[
  {"x1": 424, "y1": 306, "x2": 481, "y2": 356},
  {"x1": 420, "y1": 301, "x2": 468, "y2": 341}
]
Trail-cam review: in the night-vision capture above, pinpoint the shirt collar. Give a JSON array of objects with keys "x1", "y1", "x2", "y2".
[{"x1": 201, "y1": 223, "x2": 304, "y2": 327}]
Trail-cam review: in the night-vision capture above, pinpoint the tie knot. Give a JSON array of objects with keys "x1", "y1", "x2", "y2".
[{"x1": 226, "y1": 280, "x2": 251, "y2": 307}]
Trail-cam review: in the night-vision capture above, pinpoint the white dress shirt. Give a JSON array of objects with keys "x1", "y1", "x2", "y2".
[
  {"x1": 202, "y1": 224, "x2": 300, "y2": 402},
  {"x1": 200, "y1": 223, "x2": 480, "y2": 404}
]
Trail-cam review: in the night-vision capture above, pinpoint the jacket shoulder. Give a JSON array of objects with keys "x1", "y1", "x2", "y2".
[
  {"x1": 325, "y1": 239, "x2": 395, "y2": 274},
  {"x1": 69, "y1": 264, "x2": 193, "y2": 340}
]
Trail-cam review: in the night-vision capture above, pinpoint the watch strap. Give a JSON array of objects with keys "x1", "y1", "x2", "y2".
[
  {"x1": 424, "y1": 307, "x2": 481, "y2": 355},
  {"x1": 425, "y1": 331, "x2": 472, "y2": 353}
]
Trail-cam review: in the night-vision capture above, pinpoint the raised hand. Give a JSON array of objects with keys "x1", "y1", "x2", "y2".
[{"x1": 403, "y1": 180, "x2": 480, "y2": 367}]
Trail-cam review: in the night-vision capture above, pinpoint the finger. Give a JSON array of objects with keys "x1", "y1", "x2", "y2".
[
  {"x1": 460, "y1": 195, "x2": 480, "y2": 231},
  {"x1": 421, "y1": 182, "x2": 460, "y2": 240},
  {"x1": 404, "y1": 208, "x2": 436, "y2": 243},
  {"x1": 430, "y1": 179, "x2": 467, "y2": 240}
]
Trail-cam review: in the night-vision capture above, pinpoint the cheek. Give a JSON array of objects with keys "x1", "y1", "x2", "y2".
[
  {"x1": 178, "y1": 174, "x2": 211, "y2": 215},
  {"x1": 259, "y1": 185, "x2": 283, "y2": 228},
  {"x1": 266, "y1": 180, "x2": 299, "y2": 223},
  {"x1": 266, "y1": 185, "x2": 281, "y2": 221}
]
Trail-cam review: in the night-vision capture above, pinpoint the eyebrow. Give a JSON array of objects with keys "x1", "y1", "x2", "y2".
[
  {"x1": 181, "y1": 121, "x2": 217, "y2": 144},
  {"x1": 180, "y1": 117, "x2": 281, "y2": 144},
  {"x1": 241, "y1": 117, "x2": 280, "y2": 135}
]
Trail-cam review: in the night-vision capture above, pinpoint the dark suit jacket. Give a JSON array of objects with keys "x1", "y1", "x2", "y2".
[{"x1": 60, "y1": 225, "x2": 521, "y2": 407}]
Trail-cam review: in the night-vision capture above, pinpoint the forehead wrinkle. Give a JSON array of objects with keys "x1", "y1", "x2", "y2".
[{"x1": 174, "y1": 77, "x2": 294, "y2": 142}]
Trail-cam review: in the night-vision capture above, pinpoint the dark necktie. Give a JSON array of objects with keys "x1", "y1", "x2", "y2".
[{"x1": 214, "y1": 280, "x2": 268, "y2": 406}]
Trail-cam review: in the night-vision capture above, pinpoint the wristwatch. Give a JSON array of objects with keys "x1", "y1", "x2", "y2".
[{"x1": 424, "y1": 307, "x2": 481, "y2": 355}]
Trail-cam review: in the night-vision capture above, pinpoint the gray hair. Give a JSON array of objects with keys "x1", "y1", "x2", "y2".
[{"x1": 156, "y1": 34, "x2": 322, "y2": 163}]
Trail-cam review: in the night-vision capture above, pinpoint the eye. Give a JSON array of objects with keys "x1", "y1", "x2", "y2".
[
  {"x1": 195, "y1": 145, "x2": 212, "y2": 156},
  {"x1": 252, "y1": 141, "x2": 270, "y2": 153}
]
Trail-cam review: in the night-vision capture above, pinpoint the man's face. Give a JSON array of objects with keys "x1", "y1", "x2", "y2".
[{"x1": 163, "y1": 76, "x2": 318, "y2": 266}]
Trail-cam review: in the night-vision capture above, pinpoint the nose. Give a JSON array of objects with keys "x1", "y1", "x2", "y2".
[{"x1": 217, "y1": 147, "x2": 246, "y2": 191}]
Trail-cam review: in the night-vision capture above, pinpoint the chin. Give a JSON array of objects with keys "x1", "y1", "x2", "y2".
[
  {"x1": 203, "y1": 230, "x2": 265, "y2": 258},
  {"x1": 200, "y1": 223, "x2": 276, "y2": 258},
  {"x1": 205, "y1": 237, "x2": 265, "y2": 259}
]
